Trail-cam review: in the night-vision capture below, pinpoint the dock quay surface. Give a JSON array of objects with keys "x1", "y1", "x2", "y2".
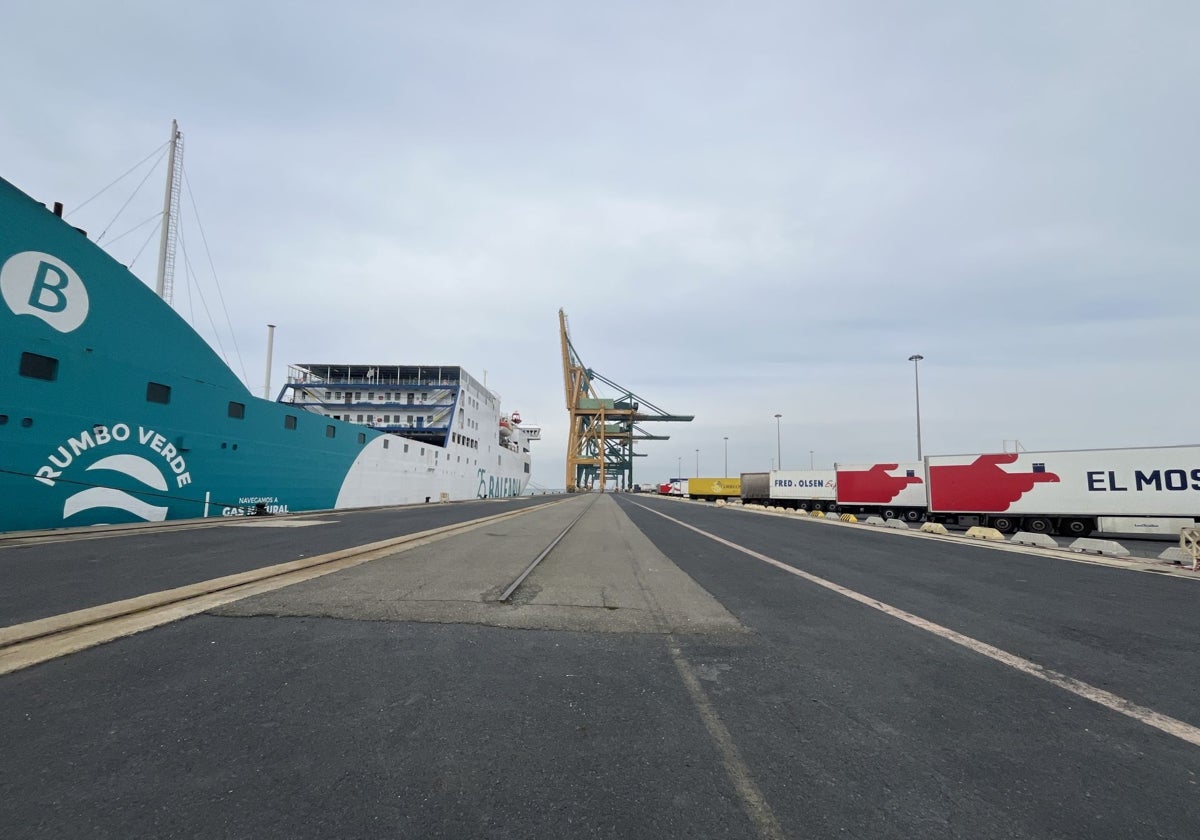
[{"x1": 3, "y1": 493, "x2": 1200, "y2": 839}]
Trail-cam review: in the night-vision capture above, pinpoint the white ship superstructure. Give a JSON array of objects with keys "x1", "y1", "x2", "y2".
[{"x1": 282, "y1": 364, "x2": 537, "y2": 503}]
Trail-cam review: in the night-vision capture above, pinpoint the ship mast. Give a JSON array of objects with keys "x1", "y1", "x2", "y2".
[{"x1": 154, "y1": 119, "x2": 184, "y2": 303}]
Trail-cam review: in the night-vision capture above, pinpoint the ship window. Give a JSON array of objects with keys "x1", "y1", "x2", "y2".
[
  {"x1": 324, "y1": 391, "x2": 331, "y2": 399},
  {"x1": 524, "y1": 463, "x2": 530, "y2": 473},
  {"x1": 334, "y1": 392, "x2": 342, "y2": 399},
  {"x1": 21, "y1": 417, "x2": 32, "y2": 427},
  {"x1": 420, "y1": 447, "x2": 425, "y2": 456},
  {"x1": 0, "y1": 415, "x2": 6, "y2": 425},
  {"x1": 357, "y1": 432, "x2": 366, "y2": 444},
  {"x1": 403, "y1": 443, "x2": 409, "y2": 453},
  {"x1": 326, "y1": 425, "x2": 335, "y2": 438},
  {"x1": 355, "y1": 392, "x2": 362, "y2": 400},
  {"x1": 19, "y1": 352, "x2": 58, "y2": 381},
  {"x1": 357, "y1": 414, "x2": 363, "y2": 423},
  {"x1": 228, "y1": 401, "x2": 245, "y2": 419},
  {"x1": 383, "y1": 439, "x2": 389, "y2": 449},
  {"x1": 146, "y1": 382, "x2": 171, "y2": 404},
  {"x1": 284, "y1": 415, "x2": 297, "y2": 430}
]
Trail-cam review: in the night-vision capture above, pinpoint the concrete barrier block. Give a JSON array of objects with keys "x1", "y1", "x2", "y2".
[
  {"x1": 884, "y1": 519, "x2": 910, "y2": 529},
  {"x1": 1069, "y1": 538, "x2": 1130, "y2": 557},
  {"x1": 1011, "y1": 531, "x2": 1058, "y2": 549},
  {"x1": 715, "y1": 499, "x2": 726, "y2": 507},
  {"x1": 965, "y1": 526, "x2": 1005, "y2": 541},
  {"x1": 920, "y1": 523, "x2": 949, "y2": 535},
  {"x1": 864, "y1": 516, "x2": 886, "y2": 526},
  {"x1": 809, "y1": 511, "x2": 825, "y2": 519},
  {"x1": 839, "y1": 514, "x2": 858, "y2": 523},
  {"x1": 1159, "y1": 547, "x2": 1191, "y2": 563}
]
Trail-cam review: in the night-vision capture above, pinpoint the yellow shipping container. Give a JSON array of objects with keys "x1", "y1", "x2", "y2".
[{"x1": 687, "y1": 477, "x2": 742, "y2": 500}]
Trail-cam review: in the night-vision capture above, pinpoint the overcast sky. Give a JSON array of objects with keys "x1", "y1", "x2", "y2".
[{"x1": 5, "y1": 1, "x2": 1197, "y2": 489}]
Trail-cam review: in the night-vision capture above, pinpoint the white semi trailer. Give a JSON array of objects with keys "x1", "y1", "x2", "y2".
[{"x1": 924, "y1": 445, "x2": 1200, "y2": 537}]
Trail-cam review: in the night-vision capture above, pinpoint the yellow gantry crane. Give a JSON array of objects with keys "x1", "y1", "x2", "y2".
[{"x1": 559, "y1": 309, "x2": 693, "y2": 492}]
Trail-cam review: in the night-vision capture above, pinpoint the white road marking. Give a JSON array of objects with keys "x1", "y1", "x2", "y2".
[
  {"x1": 632, "y1": 501, "x2": 1200, "y2": 749},
  {"x1": 667, "y1": 641, "x2": 786, "y2": 840}
]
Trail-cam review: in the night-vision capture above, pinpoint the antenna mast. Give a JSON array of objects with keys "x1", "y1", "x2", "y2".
[{"x1": 154, "y1": 119, "x2": 184, "y2": 303}]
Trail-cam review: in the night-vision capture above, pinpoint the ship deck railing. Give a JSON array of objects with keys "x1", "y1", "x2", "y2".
[{"x1": 283, "y1": 399, "x2": 458, "y2": 411}]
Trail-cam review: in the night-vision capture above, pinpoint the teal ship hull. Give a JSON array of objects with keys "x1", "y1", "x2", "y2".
[{"x1": 0, "y1": 177, "x2": 529, "y2": 533}]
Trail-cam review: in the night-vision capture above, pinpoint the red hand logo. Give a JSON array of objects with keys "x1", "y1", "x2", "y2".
[
  {"x1": 929, "y1": 453, "x2": 1059, "y2": 511},
  {"x1": 836, "y1": 464, "x2": 923, "y2": 503}
]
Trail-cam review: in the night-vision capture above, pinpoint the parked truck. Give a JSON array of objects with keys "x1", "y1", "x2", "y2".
[
  {"x1": 741, "y1": 446, "x2": 1200, "y2": 537},
  {"x1": 659, "y1": 478, "x2": 688, "y2": 497},
  {"x1": 834, "y1": 462, "x2": 926, "y2": 522},
  {"x1": 687, "y1": 477, "x2": 742, "y2": 502},
  {"x1": 740, "y1": 472, "x2": 770, "y2": 505},
  {"x1": 739, "y1": 470, "x2": 838, "y2": 511},
  {"x1": 925, "y1": 445, "x2": 1200, "y2": 537}
]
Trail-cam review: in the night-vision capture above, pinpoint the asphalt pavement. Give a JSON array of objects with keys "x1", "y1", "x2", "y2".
[{"x1": 2, "y1": 493, "x2": 1198, "y2": 838}]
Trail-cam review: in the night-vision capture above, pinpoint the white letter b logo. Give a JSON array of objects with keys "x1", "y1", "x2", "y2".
[{"x1": 1, "y1": 251, "x2": 89, "y2": 333}]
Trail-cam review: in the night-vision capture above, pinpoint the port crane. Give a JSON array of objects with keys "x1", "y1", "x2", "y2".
[{"x1": 559, "y1": 309, "x2": 692, "y2": 492}]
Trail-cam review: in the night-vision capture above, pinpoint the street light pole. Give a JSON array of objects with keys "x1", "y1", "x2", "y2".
[
  {"x1": 908, "y1": 354, "x2": 924, "y2": 461},
  {"x1": 695, "y1": 448, "x2": 700, "y2": 478},
  {"x1": 810, "y1": 449, "x2": 814, "y2": 470},
  {"x1": 723, "y1": 436, "x2": 728, "y2": 478},
  {"x1": 774, "y1": 414, "x2": 782, "y2": 471}
]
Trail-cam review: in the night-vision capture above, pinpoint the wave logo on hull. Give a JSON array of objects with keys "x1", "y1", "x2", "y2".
[
  {"x1": 35, "y1": 424, "x2": 195, "y2": 525},
  {"x1": 1, "y1": 251, "x2": 89, "y2": 333},
  {"x1": 63, "y1": 454, "x2": 169, "y2": 523}
]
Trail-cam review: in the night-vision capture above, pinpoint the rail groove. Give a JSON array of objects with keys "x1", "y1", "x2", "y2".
[{"x1": 495, "y1": 494, "x2": 599, "y2": 602}]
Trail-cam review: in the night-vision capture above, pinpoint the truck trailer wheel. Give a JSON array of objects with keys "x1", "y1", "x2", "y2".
[
  {"x1": 882, "y1": 509, "x2": 897, "y2": 520},
  {"x1": 903, "y1": 509, "x2": 922, "y2": 522},
  {"x1": 1060, "y1": 518, "x2": 1093, "y2": 537},
  {"x1": 991, "y1": 516, "x2": 1017, "y2": 534},
  {"x1": 1024, "y1": 517, "x2": 1053, "y2": 534}
]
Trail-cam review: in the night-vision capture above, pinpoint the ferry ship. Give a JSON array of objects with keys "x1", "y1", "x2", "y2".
[{"x1": 0, "y1": 174, "x2": 537, "y2": 533}]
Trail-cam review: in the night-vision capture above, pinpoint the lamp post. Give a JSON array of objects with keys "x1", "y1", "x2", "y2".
[
  {"x1": 723, "y1": 436, "x2": 728, "y2": 478},
  {"x1": 774, "y1": 413, "x2": 782, "y2": 471},
  {"x1": 677, "y1": 456, "x2": 681, "y2": 480},
  {"x1": 810, "y1": 449, "x2": 814, "y2": 470},
  {"x1": 695, "y1": 448, "x2": 700, "y2": 478},
  {"x1": 908, "y1": 354, "x2": 924, "y2": 460}
]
